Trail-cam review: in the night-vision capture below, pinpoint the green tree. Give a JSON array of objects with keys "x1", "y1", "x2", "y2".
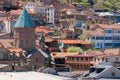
[
  {"x1": 67, "y1": 46, "x2": 83, "y2": 53},
  {"x1": 53, "y1": 31, "x2": 60, "y2": 36},
  {"x1": 20, "y1": 0, "x2": 29, "y2": 2},
  {"x1": 46, "y1": 56, "x2": 52, "y2": 67},
  {"x1": 90, "y1": 40, "x2": 95, "y2": 50},
  {"x1": 88, "y1": 0, "x2": 95, "y2": 6},
  {"x1": 75, "y1": 0, "x2": 82, "y2": 3},
  {"x1": 80, "y1": 34, "x2": 87, "y2": 40},
  {"x1": 75, "y1": 28, "x2": 83, "y2": 35}
]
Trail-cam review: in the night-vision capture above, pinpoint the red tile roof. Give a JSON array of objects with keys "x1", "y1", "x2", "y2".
[
  {"x1": 0, "y1": 17, "x2": 8, "y2": 21},
  {"x1": 51, "y1": 52, "x2": 78, "y2": 58},
  {"x1": 78, "y1": 40, "x2": 91, "y2": 45},
  {"x1": 0, "y1": 39, "x2": 13, "y2": 48},
  {"x1": 7, "y1": 48, "x2": 25, "y2": 57},
  {"x1": 0, "y1": 43, "x2": 3, "y2": 48},
  {"x1": 10, "y1": 9, "x2": 35, "y2": 15},
  {"x1": 104, "y1": 48, "x2": 120, "y2": 56},
  {"x1": 84, "y1": 24, "x2": 120, "y2": 36},
  {"x1": 45, "y1": 37, "x2": 54, "y2": 42},
  {"x1": 84, "y1": 28, "x2": 104, "y2": 36},
  {"x1": 7, "y1": 48, "x2": 23, "y2": 53},
  {"x1": 96, "y1": 24, "x2": 120, "y2": 29},
  {"x1": 60, "y1": 39, "x2": 90, "y2": 45},
  {"x1": 66, "y1": 53, "x2": 106, "y2": 58},
  {"x1": 35, "y1": 26, "x2": 53, "y2": 34}
]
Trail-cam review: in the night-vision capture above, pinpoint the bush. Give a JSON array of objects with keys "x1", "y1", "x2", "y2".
[
  {"x1": 80, "y1": 34, "x2": 87, "y2": 40},
  {"x1": 67, "y1": 46, "x2": 83, "y2": 53}
]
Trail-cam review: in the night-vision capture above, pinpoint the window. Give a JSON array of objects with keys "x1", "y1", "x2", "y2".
[
  {"x1": 111, "y1": 72, "x2": 115, "y2": 76},
  {"x1": 72, "y1": 57, "x2": 74, "y2": 60},
  {"x1": 12, "y1": 52, "x2": 16, "y2": 59},
  {"x1": 114, "y1": 30, "x2": 120, "y2": 33},
  {"x1": 105, "y1": 37, "x2": 112, "y2": 40},
  {"x1": 74, "y1": 58, "x2": 77, "y2": 61},
  {"x1": 118, "y1": 30, "x2": 120, "y2": 33},
  {"x1": 77, "y1": 58, "x2": 79, "y2": 61},
  {"x1": 105, "y1": 43, "x2": 112, "y2": 47},
  {"x1": 19, "y1": 51, "x2": 22, "y2": 59},
  {"x1": 105, "y1": 58, "x2": 110, "y2": 62},
  {"x1": 115, "y1": 57, "x2": 119, "y2": 62},
  {"x1": 36, "y1": 57, "x2": 38, "y2": 63},
  {"x1": 48, "y1": 8, "x2": 49, "y2": 11},
  {"x1": 113, "y1": 43, "x2": 120, "y2": 48},
  {"x1": 113, "y1": 36, "x2": 120, "y2": 40},
  {"x1": 48, "y1": 18, "x2": 49, "y2": 21},
  {"x1": 97, "y1": 43, "x2": 99, "y2": 46},
  {"x1": 92, "y1": 37, "x2": 95, "y2": 40},
  {"x1": 104, "y1": 30, "x2": 112, "y2": 33},
  {"x1": 81, "y1": 57, "x2": 83, "y2": 61},
  {"x1": 85, "y1": 58, "x2": 88, "y2": 61},
  {"x1": 86, "y1": 26, "x2": 90, "y2": 30},
  {"x1": 87, "y1": 37, "x2": 89, "y2": 40},
  {"x1": 79, "y1": 58, "x2": 81, "y2": 61},
  {"x1": 96, "y1": 36, "x2": 104, "y2": 40},
  {"x1": 34, "y1": 21, "x2": 40, "y2": 26},
  {"x1": 83, "y1": 26, "x2": 85, "y2": 29},
  {"x1": 100, "y1": 43, "x2": 103, "y2": 48}
]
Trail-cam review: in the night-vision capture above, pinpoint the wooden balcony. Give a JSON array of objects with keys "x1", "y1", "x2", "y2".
[
  {"x1": 49, "y1": 47, "x2": 59, "y2": 52},
  {"x1": 66, "y1": 60, "x2": 90, "y2": 64}
]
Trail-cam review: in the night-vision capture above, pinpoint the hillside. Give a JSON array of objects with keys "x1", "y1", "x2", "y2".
[
  {"x1": 20, "y1": 0, "x2": 120, "y2": 11},
  {"x1": 74, "y1": 0, "x2": 120, "y2": 11}
]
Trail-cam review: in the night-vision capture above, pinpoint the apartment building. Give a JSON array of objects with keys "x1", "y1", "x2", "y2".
[
  {"x1": 101, "y1": 48, "x2": 120, "y2": 67},
  {"x1": 0, "y1": 8, "x2": 42, "y2": 33},
  {"x1": 0, "y1": 0, "x2": 19, "y2": 10},
  {"x1": 0, "y1": 8, "x2": 49, "y2": 71},
  {"x1": 25, "y1": 2, "x2": 55, "y2": 24},
  {"x1": 82, "y1": 49, "x2": 120, "y2": 80},
  {"x1": 83, "y1": 65, "x2": 120, "y2": 80},
  {"x1": 83, "y1": 24, "x2": 120, "y2": 49},
  {"x1": 65, "y1": 51, "x2": 105, "y2": 70}
]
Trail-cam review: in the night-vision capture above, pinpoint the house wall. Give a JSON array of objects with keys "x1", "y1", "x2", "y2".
[
  {"x1": 66, "y1": 57, "x2": 92, "y2": 70},
  {"x1": 14, "y1": 28, "x2": 36, "y2": 49},
  {"x1": 27, "y1": 51, "x2": 46, "y2": 70},
  {"x1": 97, "y1": 67, "x2": 120, "y2": 79},
  {"x1": 0, "y1": 66, "x2": 27, "y2": 72},
  {"x1": 25, "y1": 2, "x2": 55, "y2": 24},
  {"x1": 88, "y1": 28, "x2": 120, "y2": 49},
  {"x1": 101, "y1": 56, "x2": 120, "y2": 66}
]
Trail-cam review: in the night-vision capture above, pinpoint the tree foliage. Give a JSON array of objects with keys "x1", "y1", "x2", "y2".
[
  {"x1": 88, "y1": 0, "x2": 94, "y2": 6},
  {"x1": 80, "y1": 34, "x2": 87, "y2": 40},
  {"x1": 20, "y1": 0, "x2": 29, "y2": 2},
  {"x1": 67, "y1": 46, "x2": 83, "y2": 53},
  {"x1": 46, "y1": 56, "x2": 52, "y2": 67},
  {"x1": 53, "y1": 31, "x2": 60, "y2": 36},
  {"x1": 74, "y1": 0, "x2": 120, "y2": 11},
  {"x1": 90, "y1": 40, "x2": 95, "y2": 50}
]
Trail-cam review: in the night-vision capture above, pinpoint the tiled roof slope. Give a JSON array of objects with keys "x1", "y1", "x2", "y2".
[{"x1": 14, "y1": 8, "x2": 35, "y2": 28}]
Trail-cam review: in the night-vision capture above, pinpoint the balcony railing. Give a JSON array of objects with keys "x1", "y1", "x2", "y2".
[
  {"x1": 0, "y1": 58, "x2": 26, "y2": 61},
  {"x1": 66, "y1": 60, "x2": 90, "y2": 64}
]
